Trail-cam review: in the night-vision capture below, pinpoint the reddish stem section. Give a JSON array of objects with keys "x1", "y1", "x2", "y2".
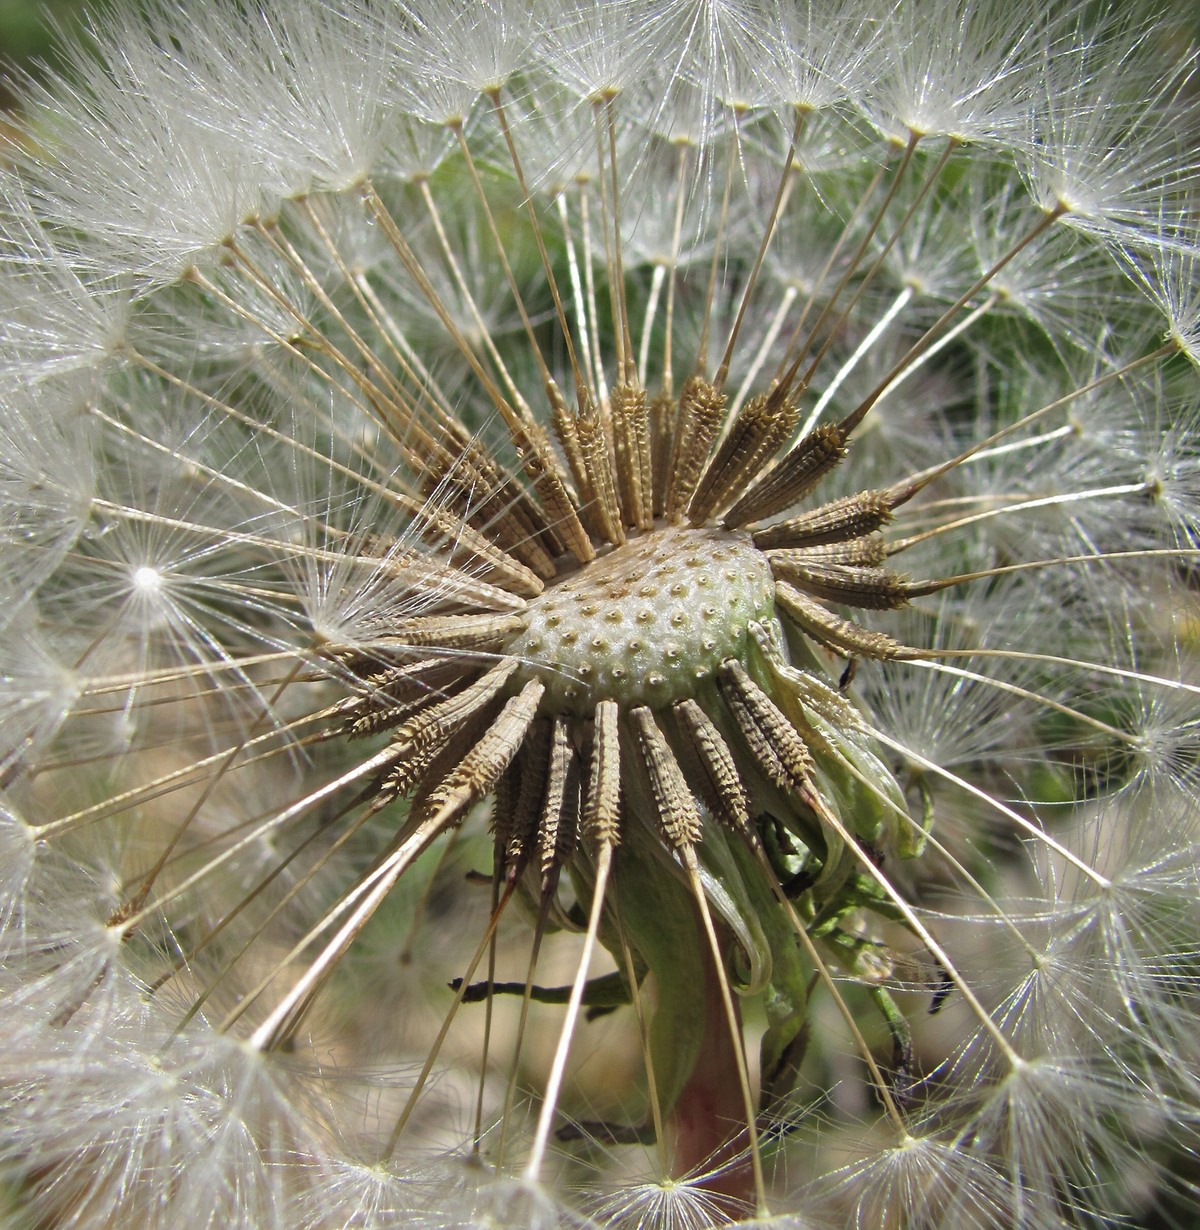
[{"x1": 664, "y1": 926, "x2": 754, "y2": 1219}]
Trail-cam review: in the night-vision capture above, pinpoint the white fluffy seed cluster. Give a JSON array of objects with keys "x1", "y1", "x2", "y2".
[
  {"x1": 2, "y1": 1, "x2": 1199, "y2": 1227},
  {"x1": 506, "y1": 526, "x2": 775, "y2": 713}
]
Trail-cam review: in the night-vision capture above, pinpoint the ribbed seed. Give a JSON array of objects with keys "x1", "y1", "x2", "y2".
[
  {"x1": 369, "y1": 549, "x2": 530, "y2": 612},
  {"x1": 666, "y1": 375, "x2": 727, "y2": 522},
  {"x1": 630, "y1": 706, "x2": 703, "y2": 849},
  {"x1": 673, "y1": 698, "x2": 750, "y2": 836},
  {"x1": 391, "y1": 660, "x2": 518, "y2": 762},
  {"x1": 688, "y1": 392, "x2": 799, "y2": 524},
  {"x1": 576, "y1": 392, "x2": 625, "y2": 545},
  {"x1": 751, "y1": 490, "x2": 894, "y2": 550},
  {"x1": 723, "y1": 423, "x2": 847, "y2": 527},
  {"x1": 429, "y1": 427, "x2": 557, "y2": 578},
  {"x1": 584, "y1": 700, "x2": 622, "y2": 849},
  {"x1": 423, "y1": 679, "x2": 545, "y2": 826},
  {"x1": 612, "y1": 381, "x2": 654, "y2": 530},
  {"x1": 504, "y1": 719, "x2": 552, "y2": 875},
  {"x1": 538, "y1": 717, "x2": 579, "y2": 881},
  {"x1": 767, "y1": 559, "x2": 910, "y2": 610},
  {"x1": 503, "y1": 417, "x2": 570, "y2": 562},
  {"x1": 650, "y1": 392, "x2": 676, "y2": 517},
  {"x1": 550, "y1": 380, "x2": 589, "y2": 506},
  {"x1": 337, "y1": 657, "x2": 463, "y2": 738},
  {"x1": 767, "y1": 537, "x2": 888, "y2": 568},
  {"x1": 491, "y1": 754, "x2": 523, "y2": 868},
  {"x1": 773, "y1": 581, "x2": 902, "y2": 660},
  {"x1": 718, "y1": 659, "x2": 815, "y2": 806},
  {"x1": 512, "y1": 418, "x2": 595, "y2": 565},
  {"x1": 378, "y1": 612, "x2": 527, "y2": 651},
  {"x1": 383, "y1": 711, "x2": 489, "y2": 802},
  {"x1": 404, "y1": 496, "x2": 544, "y2": 598}
]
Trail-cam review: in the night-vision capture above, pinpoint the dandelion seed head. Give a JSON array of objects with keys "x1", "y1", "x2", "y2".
[{"x1": 2, "y1": 0, "x2": 1199, "y2": 1226}]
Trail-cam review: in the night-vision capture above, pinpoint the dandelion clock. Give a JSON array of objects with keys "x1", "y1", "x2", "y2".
[{"x1": 1, "y1": 2, "x2": 1199, "y2": 1227}]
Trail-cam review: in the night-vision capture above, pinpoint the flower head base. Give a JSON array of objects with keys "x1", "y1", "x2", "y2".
[
  {"x1": 507, "y1": 526, "x2": 776, "y2": 713},
  {"x1": 2, "y1": 2, "x2": 1199, "y2": 1227}
]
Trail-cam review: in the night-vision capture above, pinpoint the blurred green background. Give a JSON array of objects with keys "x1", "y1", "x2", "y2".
[
  {"x1": 0, "y1": 0, "x2": 76, "y2": 59},
  {"x1": 1, "y1": 0, "x2": 77, "y2": 106},
  {"x1": 0, "y1": 0, "x2": 136, "y2": 107}
]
